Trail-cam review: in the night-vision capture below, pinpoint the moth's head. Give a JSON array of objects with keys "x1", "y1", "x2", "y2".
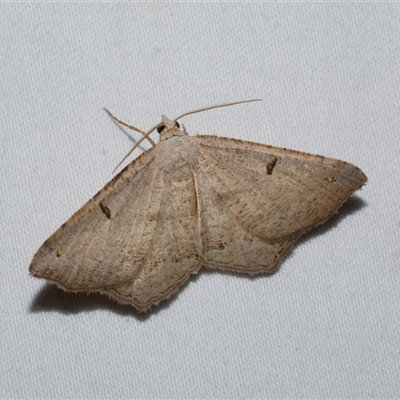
[
  {"x1": 106, "y1": 99, "x2": 261, "y2": 174},
  {"x1": 157, "y1": 115, "x2": 186, "y2": 141}
]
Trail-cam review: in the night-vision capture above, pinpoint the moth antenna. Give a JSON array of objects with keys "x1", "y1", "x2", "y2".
[
  {"x1": 104, "y1": 108, "x2": 156, "y2": 147},
  {"x1": 112, "y1": 122, "x2": 163, "y2": 174},
  {"x1": 112, "y1": 99, "x2": 262, "y2": 174},
  {"x1": 173, "y1": 99, "x2": 262, "y2": 121}
]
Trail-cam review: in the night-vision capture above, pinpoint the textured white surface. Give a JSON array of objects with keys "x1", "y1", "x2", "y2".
[{"x1": 1, "y1": 3, "x2": 399, "y2": 398}]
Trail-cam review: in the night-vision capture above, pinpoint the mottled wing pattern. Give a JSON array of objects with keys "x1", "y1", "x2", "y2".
[
  {"x1": 108, "y1": 166, "x2": 201, "y2": 311},
  {"x1": 193, "y1": 135, "x2": 366, "y2": 271},
  {"x1": 30, "y1": 148, "x2": 164, "y2": 291},
  {"x1": 195, "y1": 166, "x2": 294, "y2": 273},
  {"x1": 30, "y1": 129, "x2": 366, "y2": 312}
]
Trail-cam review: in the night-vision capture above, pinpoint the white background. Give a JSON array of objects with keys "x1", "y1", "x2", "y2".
[{"x1": 2, "y1": 3, "x2": 399, "y2": 399}]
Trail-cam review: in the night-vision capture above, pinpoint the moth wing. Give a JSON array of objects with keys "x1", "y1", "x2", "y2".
[
  {"x1": 106, "y1": 166, "x2": 201, "y2": 311},
  {"x1": 194, "y1": 135, "x2": 366, "y2": 260},
  {"x1": 30, "y1": 148, "x2": 165, "y2": 291},
  {"x1": 195, "y1": 165, "x2": 294, "y2": 274}
]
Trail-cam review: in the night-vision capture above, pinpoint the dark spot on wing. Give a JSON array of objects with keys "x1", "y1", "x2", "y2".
[
  {"x1": 100, "y1": 202, "x2": 111, "y2": 219},
  {"x1": 266, "y1": 157, "x2": 278, "y2": 175}
]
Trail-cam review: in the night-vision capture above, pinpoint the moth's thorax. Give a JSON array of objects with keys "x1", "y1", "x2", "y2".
[
  {"x1": 157, "y1": 135, "x2": 198, "y2": 178},
  {"x1": 159, "y1": 115, "x2": 187, "y2": 141}
]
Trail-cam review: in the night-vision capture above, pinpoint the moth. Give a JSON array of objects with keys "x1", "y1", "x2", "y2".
[{"x1": 30, "y1": 100, "x2": 367, "y2": 312}]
